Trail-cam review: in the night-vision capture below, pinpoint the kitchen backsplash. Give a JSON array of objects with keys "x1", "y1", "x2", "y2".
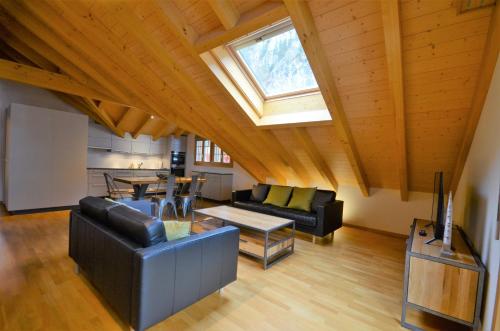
[{"x1": 87, "y1": 149, "x2": 170, "y2": 169}]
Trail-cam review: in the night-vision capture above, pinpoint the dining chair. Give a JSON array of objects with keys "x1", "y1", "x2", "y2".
[
  {"x1": 103, "y1": 172, "x2": 133, "y2": 200},
  {"x1": 152, "y1": 174, "x2": 178, "y2": 221},
  {"x1": 194, "y1": 172, "x2": 206, "y2": 209},
  {"x1": 176, "y1": 175, "x2": 198, "y2": 219}
]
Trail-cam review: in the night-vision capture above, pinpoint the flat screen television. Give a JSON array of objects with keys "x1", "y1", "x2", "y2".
[{"x1": 428, "y1": 171, "x2": 445, "y2": 242}]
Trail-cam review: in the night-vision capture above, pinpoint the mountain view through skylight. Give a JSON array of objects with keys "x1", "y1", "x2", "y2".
[{"x1": 236, "y1": 27, "x2": 318, "y2": 98}]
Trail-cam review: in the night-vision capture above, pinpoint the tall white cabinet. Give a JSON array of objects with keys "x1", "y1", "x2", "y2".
[{"x1": 4, "y1": 103, "x2": 88, "y2": 211}]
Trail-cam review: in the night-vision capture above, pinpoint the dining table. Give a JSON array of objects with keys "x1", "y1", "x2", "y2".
[{"x1": 113, "y1": 176, "x2": 206, "y2": 200}]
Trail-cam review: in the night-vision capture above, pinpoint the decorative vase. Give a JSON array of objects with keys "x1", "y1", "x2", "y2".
[{"x1": 441, "y1": 191, "x2": 455, "y2": 257}]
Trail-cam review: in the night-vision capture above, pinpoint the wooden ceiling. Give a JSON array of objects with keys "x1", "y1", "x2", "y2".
[{"x1": 0, "y1": 0, "x2": 498, "y2": 198}]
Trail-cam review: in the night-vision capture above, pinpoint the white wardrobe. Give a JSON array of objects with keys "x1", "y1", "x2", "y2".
[{"x1": 4, "y1": 103, "x2": 88, "y2": 211}]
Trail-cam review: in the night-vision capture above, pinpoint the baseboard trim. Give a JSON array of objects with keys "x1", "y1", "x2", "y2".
[
  {"x1": 8, "y1": 205, "x2": 79, "y2": 215},
  {"x1": 343, "y1": 223, "x2": 408, "y2": 239}
]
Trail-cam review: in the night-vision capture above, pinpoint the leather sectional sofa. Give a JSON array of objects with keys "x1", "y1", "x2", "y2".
[
  {"x1": 232, "y1": 184, "x2": 343, "y2": 240},
  {"x1": 69, "y1": 196, "x2": 239, "y2": 331}
]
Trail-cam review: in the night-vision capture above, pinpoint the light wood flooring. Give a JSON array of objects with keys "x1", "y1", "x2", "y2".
[{"x1": 0, "y1": 205, "x2": 468, "y2": 331}]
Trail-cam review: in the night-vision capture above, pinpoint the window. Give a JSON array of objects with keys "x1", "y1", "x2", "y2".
[
  {"x1": 230, "y1": 19, "x2": 319, "y2": 99},
  {"x1": 194, "y1": 136, "x2": 232, "y2": 167}
]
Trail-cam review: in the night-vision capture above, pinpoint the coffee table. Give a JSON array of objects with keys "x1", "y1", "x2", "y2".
[{"x1": 194, "y1": 206, "x2": 295, "y2": 269}]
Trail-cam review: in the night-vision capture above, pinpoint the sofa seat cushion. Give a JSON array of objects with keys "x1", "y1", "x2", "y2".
[
  {"x1": 268, "y1": 206, "x2": 317, "y2": 228},
  {"x1": 107, "y1": 205, "x2": 166, "y2": 247},
  {"x1": 79, "y1": 196, "x2": 117, "y2": 223},
  {"x1": 233, "y1": 201, "x2": 274, "y2": 215}
]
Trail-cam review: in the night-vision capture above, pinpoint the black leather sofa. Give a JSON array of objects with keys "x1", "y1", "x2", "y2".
[
  {"x1": 232, "y1": 185, "x2": 343, "y2": 239},
  {"x1": 69, "y1": 196, "x2": 239, "y2": 331}
]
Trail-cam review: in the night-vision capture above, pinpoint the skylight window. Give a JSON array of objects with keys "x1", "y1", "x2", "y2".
[{"x1": 231, "y1": 20, "x2": 319, "y2": 99}]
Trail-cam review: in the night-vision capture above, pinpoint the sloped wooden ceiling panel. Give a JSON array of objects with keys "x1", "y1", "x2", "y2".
[
  {"x1": 308, "y1": 0, "x2": 399, "y2": 189},
  {"x1": 400, "y1": 0, "x2": 494, "y2": 192},
  {"x1": 0, "y1": 0, "x2": 496, "y2": 196}
]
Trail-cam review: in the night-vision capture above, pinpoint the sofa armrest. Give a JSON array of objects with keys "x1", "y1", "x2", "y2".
[
  {"x1": 232, "y1": 189, "x2": 252, "y2": 204},
  {"x1": 315, "y1": 200, "x2": 343, "y2": 236},
  {"x1": 130, "y1": 226, "x2": 240, "y2": 331}
]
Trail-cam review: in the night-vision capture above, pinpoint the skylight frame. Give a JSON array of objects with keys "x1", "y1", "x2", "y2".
[{"x1": 227, "y1": 19, "x2": 320, "y2": 101}]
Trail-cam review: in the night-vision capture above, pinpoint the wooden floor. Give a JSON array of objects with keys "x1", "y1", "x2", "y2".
[{"x1": 0, "y1": 204, "x2": 468, "y2": 331}]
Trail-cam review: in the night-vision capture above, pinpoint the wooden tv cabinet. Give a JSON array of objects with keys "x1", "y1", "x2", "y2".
[{"x1": 401, "y1": 219, "x2": 485, "y2": 330}]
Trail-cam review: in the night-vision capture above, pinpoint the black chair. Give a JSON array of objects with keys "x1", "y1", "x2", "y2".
[
  {"x1": 103, "y1": 172, "x2": 133, "y2": 200},
  {"x1": 176, "y1": 175, "x2": 199, "y2": 219}
]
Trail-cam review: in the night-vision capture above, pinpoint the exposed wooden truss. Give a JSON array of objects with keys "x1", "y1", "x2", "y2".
[
  {"x1": 0, "y1": 0, "x2": 496, "y2": 194},
  {"x1": 381, "y1": 0, "x2": 408, "y2": 201}
]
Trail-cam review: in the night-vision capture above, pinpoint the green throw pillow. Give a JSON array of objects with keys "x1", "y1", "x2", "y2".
[
  {"x1": 262, "y1": 185, "x2": 293, "y2": 207},
  {"x1": 163, "y1": 221, "x2": 191, "y2": 241},
  {"x1": 287, "y1": 187, "x2": 317, "y2": 212}
]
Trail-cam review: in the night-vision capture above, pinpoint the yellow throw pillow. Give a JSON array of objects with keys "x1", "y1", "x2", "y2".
[
  {"x1": 262, "y1": 185, "x2": 293, "y2": 207},
  {"x1": 287, "y1": 187, "x2": 317, "y2": 212},
  {"x1": 163, "y1": 221, "x2": 191, "y2": 241}
]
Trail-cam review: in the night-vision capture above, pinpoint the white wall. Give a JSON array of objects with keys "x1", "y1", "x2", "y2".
[
  {"x1": 453, "y1": 55, "x2": 500, "y2": 331},
  {"x1": 0, "y1": 79, "x2": 82, "y2": 202},
  {"x1": 184, "y1": 134, "x2": 257, "y2": 190},
  {"x1": 336, "y1": 185, "x2": 433, "y2": 235}
]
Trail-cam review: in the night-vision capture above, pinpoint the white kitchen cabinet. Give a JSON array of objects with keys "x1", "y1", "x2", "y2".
[
  {"x1": 111, "y1": 133, "x2": 132, "y2": 153},
  {"x1": 88, "y1": 122, "x2": 112, "y2": 149},
  {"x1": 193, "y1": 172, "x2": 233, "y2": 201},
  {"x1": 132, "y1": 135, "x2": 151, "y2": 154},
  {"x1": 5, "y1": 104, "x2": 88, "y2": 211},
  {"x1": 150, "y1": 137, "x2": 168, "y2": 155}
]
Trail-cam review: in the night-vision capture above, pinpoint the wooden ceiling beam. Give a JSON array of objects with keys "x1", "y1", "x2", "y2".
[
  {"x1": 133, "y1": 115, "x2": 152, "y2": 139},
  {"x1": 194, "y1": 2, "x2": 289, "y2": 53},
  {"x1": 0, "y1": 9, "x2": 106, "y2": 93},
  {"x1": 153, "y1": 124, "x2": 176, "y2": 141},
  {"x1": 114, "y1": 1, "x2": 287, "y2": 184},
  {"x1": 116, "y1": 107, "x2": 136, "y2": 130},
  {"x1": 0, "y1": 28, "x2": 58, "y2": 72},
  {"x1": 292, "y1": 128, "x2": 338, "y2": 190},
  {"x1": 381, "y1": 0, "x2": 408, "y2": 201},
  {"x1": 450, "y1": 3, "x2": 499, "y2": 193},
  {"x1": 42, "y1": 0, "x2": 203, "y2": 135},
  {"x1": 53, "y1": 92, "x2": 104, "y2": 125},
  {"x1": 83, "y1": 98, "x2": 125, "y2": 138},
  {"x1": 284, "y1": 0, "x2": 369, "y2": 196},
  {"x1": 0, "y1": 1, "x2": 134, "y2": 106},
  {"x1": 208, "y1": 0, "x2": 240, "y2": 30},
  {"x1": 0, "y1": 59, "x2": 118, "y2": 101},
  {"x1": 173, "y1": 128, "x2": 184, "y2": 138}
]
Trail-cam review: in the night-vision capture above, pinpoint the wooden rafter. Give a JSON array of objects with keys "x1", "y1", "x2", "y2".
[
  {"x1": 153, "y1": 124, "x2": 176, "y2": 141},
  {"x1": 284, "y1": 0, "x2": 369, "y2": 196},
  {"x1": 381, "y1": 0, "x2": 408, "y2": 201},
  {"x1": 0, "y1": 1, "x2": 135, "y2": 106},
  {"x1": 292, "y1": 128, "x2": 338, "y2": 190},
  {"x1": 133, "y1": 115, "x2": 152, "y2": 139},
  {"x1": 450, "y1": 3, "x2": 499, "y2": 193},
  {"x1": 0, "y1": 28, "x2": 58, "y2": 72},
  {"x1": 194, "y1": 2, "x2": 288, "y2": 53},
  {"x1": 116, "y1": 107, "x2": 135, "y2": 130},
  {"x1": 0, "y1": 59, "x2": 117, "y2": 101},
  {"x1": 113, "y1": 1, "x2": 286, "y2": 184},
  {"x1": 82, "y1": 98, "x2": 124, "y2": 138},
  {"x1": 173, "y1": 128, "x2": 184, "y2": 138},
  {"x1": 207, "y1": 0, "x2": 240, "y2": 30}
]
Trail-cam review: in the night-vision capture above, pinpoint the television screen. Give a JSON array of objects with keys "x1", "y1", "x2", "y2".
[{"x1": 431, "y1": 172, "x2": 445, "y2": 240}]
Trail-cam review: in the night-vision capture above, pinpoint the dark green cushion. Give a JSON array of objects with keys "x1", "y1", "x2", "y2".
[
  {"x1": 287, "y1": 187, "x2": 317, "y2": 212},
  {"x1": 262, "y1": 185, "x2": 293, "y2": 207}
]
